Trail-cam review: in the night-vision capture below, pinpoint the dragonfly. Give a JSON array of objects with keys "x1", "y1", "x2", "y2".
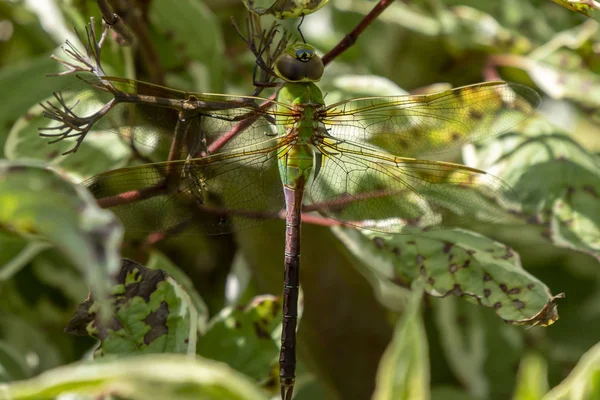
[{"x1": 41, "y1": 38, "x2": 540, "y2": 398}]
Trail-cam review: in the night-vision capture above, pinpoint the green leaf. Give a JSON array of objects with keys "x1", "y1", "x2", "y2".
[
  {"x1": 146, "y1": 251, "x2": 210, "y2": 334},
  {"x1": 148, "y1": 0, "x2": 225, "y2": 92},
  {"x1": 549, "y1": 0, "x2": 600, "y2": 21},
  {"x1": 468, "y1": 116, "x2": 600, "y2": 261},
  {"x1": 197, "y1": 294, "x2": 282, "y2": 381},
  {"x1": 1, "y1": 353, "x2": 268, "y2": 400},
  {"x1": 334, "y1": 227, "x2": 563, "y2": 326},
  {"x1": 5, "y1": 91, "x2": 130, "y2": 179},
  {"x1": 0, "y1": 231, "x2": 50, "y2": 281},
  {"x1": 0, "y1": 54, "x2": 65, "y2": 153},
  {"x1": 0, "y1": 340, "x2": 31, "y2": 382},
  {"x1": 513, "y1": 352, "x2": 549, "y2": 400},
  {"x1": 242, "y1": 0, "x2": 329, "y2": 18},
  {"x1": 0, "y1": 161, "x2": 122, "y2": 319},
  {"x1": 434, "y1": 296, "x2": 489, "y2": 398},
  {"x1": 543, "y1": 342, "x2": 600, "y2": 400},
  {"x1": 372, "y1": 282, "x2": 430, "y2": 400},
  {"x1": 65, "y1": 259, "x2": 198, "y2": 357}
]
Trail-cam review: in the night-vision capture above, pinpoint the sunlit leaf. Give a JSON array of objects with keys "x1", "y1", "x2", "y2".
[
  {"x1": 0, "y1": 161, "x2": 122, "y2": 319},
  {"x1": 334, "y1": 227, "x2": 563, "y2": 326},
  {"x1": 550, "y1": 0, "x2": 600, "y2": 21},
  {"x1": 1, "y1": 354, "x2": 268, "y2": 400},
  {"x1": 543, "y1": 342, "x2": 600, "y2": 400},
  {"x1": 513, "y1": 352, "x2": 549, "y2": 400},
  {"x1": 372, "y1": 282, "x2": 429, "y2": 400}
]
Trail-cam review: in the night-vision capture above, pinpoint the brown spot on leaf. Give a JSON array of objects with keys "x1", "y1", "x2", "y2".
[
  {"x1": 484, "y1": 288, "x2": 491, "y2": 298},
  {"x1": 449, "y1": 284, "x2": 463, "y2": 296},
  {"x1": 143, "y1": 301, "x2": 169, "y2": 344},
  {"x1": 428, "y1": 277, "x2": 435, "y2": 285},
  {"x1": 253, "y1": 321, "x2": 270, "y2": 339},
  {"x1": 483, "y1": 273, "x2": 492, "y2": 282},
  {"x1": 508, "y1": 288, "x2": 521, "y2": 295},
  {"x1": 449, "y1": 264, "x2": 458, "y2": 274},
  {"x1": 443, "y1": 242, "x2": 453, "y2": 253},
  {"x1": 500, "y1": 284, "x2": 508, "y2": 293},
  {"x1": 527, "y1": 283, "x2": 535, "y2": 290},
  {"x1": 407, "y1": 240, "x2": 416, "y2": 245},
  {"x1": 416, "y1": 254, "x2": 425, "y2": 265},
  {"x1": 513, "y1": 299, "x2": 525, "y2": 309},
  {"x1": 466, "y1": 249, "x2": 476, "y2": 256},
  {"x1": 117, "y1": 259, "x2": 166, "y2": 303},
  {"x1": 493, "y1": 302, "x2": 502, "y2": 310},
  {"x1": 501, "y1": 247, "x2": 514, "y2": 260},
  {"x1": 419, "y1": 266, "x2": 427, "y2": 278},
  {"x1": 373, "y1": 236, "x2": 385, "y2": 249},
  {"x1": 583, "y1": 185, "x2": 598, "y2": 197},
  {"x1": 392, "y1": 247, "x2": 401, "y2": 257},
  {"x1": 462, "y1": 260, "x2": 471, "y2": 268}
]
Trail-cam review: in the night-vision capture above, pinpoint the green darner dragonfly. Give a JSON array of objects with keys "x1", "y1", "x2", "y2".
[{"x1": 41, "y1": 37, "x2": 540, "y2": 399}]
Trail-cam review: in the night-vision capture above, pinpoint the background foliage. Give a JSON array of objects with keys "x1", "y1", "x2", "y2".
[{"x1": 0, "y1": 0, "x2": 599, "y2": 399}]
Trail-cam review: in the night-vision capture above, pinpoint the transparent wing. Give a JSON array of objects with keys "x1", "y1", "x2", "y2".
[
  {"x1": 321, "y1": 81, "x2": 541, "y2": 157},
  {"x1": 84, "y1": 136, "x2": 293, "y2": 236},
  {"x1": 41, "y1": 75, "x2": 294, "y2": 158},
  {"x1": 309, "y1": 139, "x2": 516, "y2": 233}
]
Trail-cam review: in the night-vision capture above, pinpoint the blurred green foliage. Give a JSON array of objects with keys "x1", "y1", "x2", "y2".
[{"x1": 0, "y1": 0, "x2": 599, "y2": 399}]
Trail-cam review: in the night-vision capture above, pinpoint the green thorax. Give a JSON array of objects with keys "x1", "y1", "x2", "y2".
[{"x1": 273, "y1": 44, "x2": 325, "y2": 190}]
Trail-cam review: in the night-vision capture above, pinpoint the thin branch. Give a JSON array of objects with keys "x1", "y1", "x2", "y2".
[{"x1": 322, "y1": 0, "x2": 396, "y2": 66}]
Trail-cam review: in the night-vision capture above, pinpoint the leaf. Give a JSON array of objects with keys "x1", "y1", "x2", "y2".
[
  {"x1": 0, "y1": 54, "x2": 64, "y2": 154},
  {"x1": 543, "y1": 341, "x2": 600, "y2": 400},
  {"x1": 0, "y1": 161, "x2": 122, "y2": 319},
  {"x1": 1, "y1": 353, "x2": 268, "y2": 400},
  {"x1": 372, "y1": 282, "x2": 430, "y2": 400},
  {"x1": 5, "y1": 91, "x2": 130, "y2": 179},
  {"x1": 197, "y1": 294, "x2": 282, "y2": 381},
  {"x1": 550, "y1": 0, "x2": 600, "y2": 21},
  {"x1": 333, "y1": 227, "x2": 563, "y2": 326},
  {"x1": 513, "y1": 352, "x2": 550, "y2": 400},
  {"x1": 148, "y1": 0, "x2": 225, "y2": 92},
  {"x1": 0, "y1": 340, "x2": 31, "y2": 382},
  {"x1": 65, "y1": 259, "x2": 198, "y2": 357},
  {"x1": 146, "y1": 251, "x2": 210, "y2": 334},
  {"x1": 434, "y1": 296, "x2": 489, "y2": 398},
  {"x1": 466, "y1": 116, "x2": 600, "y2": 261},
  {"x1": 197, "y1": 294, "x2": 282, "y2": 380},
  {"x1": 242, "y1": 0, "x2": 329, "y2": 18},
  {"x1": 0, "y1": 231, "x2": 50, "y2": 281}
]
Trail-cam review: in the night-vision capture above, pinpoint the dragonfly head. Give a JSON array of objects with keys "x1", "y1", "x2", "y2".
[{"x1": 274, "y1": 43, "x2": 324, "y2": 83}]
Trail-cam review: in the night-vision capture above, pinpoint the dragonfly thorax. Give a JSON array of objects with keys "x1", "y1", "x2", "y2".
[{"x1": 274, "y1": 43, "x2": 324, "y2": 83}]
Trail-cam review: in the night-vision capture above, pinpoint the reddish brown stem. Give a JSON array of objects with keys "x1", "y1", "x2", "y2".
[
  {"x1": 96, "y1": 184, "x2": 166, "y2": 208},
  {"x1": 96, "y1": 0, "x2": 134, "y2": 45},
  {"x1": 322, "y1": 0, "x2": 396, "y2": 66}
]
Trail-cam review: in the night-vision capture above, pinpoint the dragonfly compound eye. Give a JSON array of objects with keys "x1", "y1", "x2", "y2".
[
  {"x1": 296, "y1": 49, "x2": 313, "y2": 62},
  {"x1": 274, "y1": 44, "x2": 324, "y2": 83}
]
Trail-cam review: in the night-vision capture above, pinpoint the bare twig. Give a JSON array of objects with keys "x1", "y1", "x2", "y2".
[{"x1": 322, "y1": 0, "x2": 396, "y2": 65}]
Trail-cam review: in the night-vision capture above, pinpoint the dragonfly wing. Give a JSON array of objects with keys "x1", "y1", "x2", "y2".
[
  {"x1": 58, "y1": 76, "x2": 292, "y2": 158},
  {"x1": 321, "y1": 81, "x2": 541, "y2": 157},
  {"x1": 309, "y1": 139, "x2": 517, "y2": 233},
  {"x1": 84, "y1": 136, "x2": 291, "y2": 236}
]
